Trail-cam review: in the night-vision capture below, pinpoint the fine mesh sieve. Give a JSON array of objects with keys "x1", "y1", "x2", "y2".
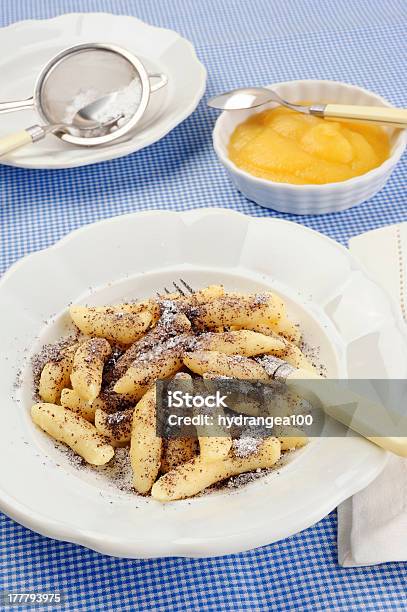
[{"x1": 0, "y1": 43, "x2": 168, "y2": 147}]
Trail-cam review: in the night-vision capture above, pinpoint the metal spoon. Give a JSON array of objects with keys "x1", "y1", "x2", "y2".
[
  {"x1": 208, "y1": 86, "x2": 407, "y2": 128},
  {"x1": 208, "y1": 87, "x2": 313, "y2": 113},
  {"x1": 73, "y1": 92, "x2": 122, "y2": 130},
  {"x1": 0, "y1": 96, "x2": 124, "y2": 157}
]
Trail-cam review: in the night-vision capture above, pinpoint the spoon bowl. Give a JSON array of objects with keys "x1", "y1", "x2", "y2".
[
  {"x1": 72, "y1": 93, "x2": 122, "y2": 130},
  {"x1": 208, "y1": 87, "x2": 311, "y2": 114},
  {"x1": 208, "y1": 87, "x2": 278, "y2": 110}
]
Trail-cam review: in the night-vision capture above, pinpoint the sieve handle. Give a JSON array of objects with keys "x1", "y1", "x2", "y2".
[
  {"x1": 0, "y1": 97, "x2": 35, "y2": 114},
  {"x1": 149, "y1": 73, "x2": 168, "y2": 93}
]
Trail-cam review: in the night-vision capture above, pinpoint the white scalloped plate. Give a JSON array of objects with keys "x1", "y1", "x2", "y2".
[
  {"x1": 2, "y1": 209, "x2": 406, "y2": 558},
  {"x1": 0, "y1": 13, "x2": 206, "y2": 168}
]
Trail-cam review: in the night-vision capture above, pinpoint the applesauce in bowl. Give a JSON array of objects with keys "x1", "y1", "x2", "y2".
[
  {"x1": 213, "y1": 80, "x2": 406, "y2": 214},
  {"x1": 228, "y1": 105, "x2": 390, "y2": 185}
]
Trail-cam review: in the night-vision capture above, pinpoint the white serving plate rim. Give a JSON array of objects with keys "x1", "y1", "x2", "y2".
[
  {"x1": 0, "y1": 448, "x2": 387, "y2": 558},
  {"x1": 2, "y1": 207, "x2": 402, "y2": 558},
  {"x1": 0, "y1": 12, "x2": 207, "y2": 169},
  {"x1": 213, "y1": 79, "x2": 407, "y2": 191}
]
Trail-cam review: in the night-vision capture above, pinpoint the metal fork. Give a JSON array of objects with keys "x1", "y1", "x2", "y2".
[{"x1": 158, "y1": 278, "x2": 194, "y2": 297}]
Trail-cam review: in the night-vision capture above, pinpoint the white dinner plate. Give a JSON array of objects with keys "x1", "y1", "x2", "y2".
[
  {"x1": 1, "y1": 208, "x2": 406, "y2": 558},
  {"x1": 0, "y1": 13, "x2": 206, "y2": 168}
]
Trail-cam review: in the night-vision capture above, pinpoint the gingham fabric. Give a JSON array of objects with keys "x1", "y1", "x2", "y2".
[{"x1": 1, "y1": 1, "x2": 406, "y2": 610}]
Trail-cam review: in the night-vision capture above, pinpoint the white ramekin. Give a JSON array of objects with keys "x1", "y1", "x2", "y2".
[{"x1": 212, "y1": 80, "x2": 406, "y2": 215}]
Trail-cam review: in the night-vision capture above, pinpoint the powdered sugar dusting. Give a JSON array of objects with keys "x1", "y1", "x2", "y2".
[
  {"x1": 63, "y1": 78, "x2": 142, "y2": 128},
  {"x1": 252, "y1": 293, "x2": 269, "y2": 305},
  {"x1": 232, "y1": 436, "x2": 261, "y2": 458}
]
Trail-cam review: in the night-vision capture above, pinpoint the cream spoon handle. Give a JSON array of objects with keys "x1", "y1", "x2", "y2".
[
  {"x1": 318, "y1": 104, "x2": 407, "y2": 128},
  {"x1": 0, "y1": 129, "x2": 34, "y2": 156}
]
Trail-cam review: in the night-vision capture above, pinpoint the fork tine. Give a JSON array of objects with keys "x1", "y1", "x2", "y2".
[
  {"x1": 172, "y1": 281, "x2": 186, "y2": 296},
  {"x1": 160, "y1": 280, "x2": 194, "y2": 297},
  {"x1": 179, "y1": 278, "x2": 194, "y2": 294}
]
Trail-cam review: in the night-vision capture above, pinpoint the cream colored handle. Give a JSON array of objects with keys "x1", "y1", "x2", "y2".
[
  {"x1": 0, "y1": 130, "x2": 33, "y2": 156},
  {"x1": 323, "y1": 104, "x2": 407, "y2": 128},
  {"x1": 285, "y1": 369, "x2": 407, "y2": 457}
]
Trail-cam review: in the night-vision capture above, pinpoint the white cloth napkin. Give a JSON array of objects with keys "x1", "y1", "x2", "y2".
[{"x1": 338, "y1": 223, "x2": 407, "y2": 566}]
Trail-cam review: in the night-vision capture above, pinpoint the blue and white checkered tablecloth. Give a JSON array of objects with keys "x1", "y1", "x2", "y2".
[{"x1": 1, "y1": 0, "x2": 406, "y2": 610}]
